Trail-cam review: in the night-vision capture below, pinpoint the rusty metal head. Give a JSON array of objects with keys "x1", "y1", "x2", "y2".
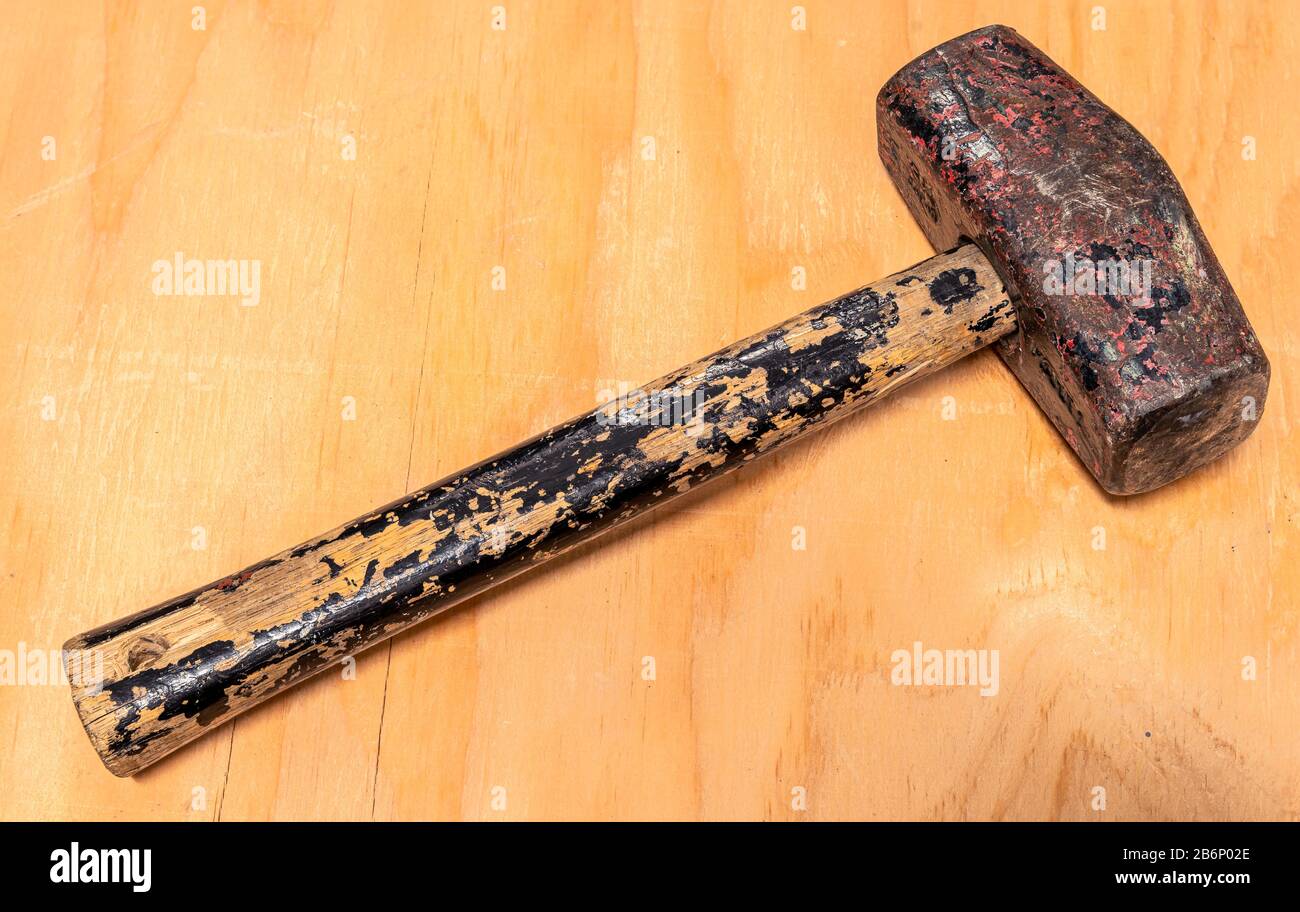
[{"x1": 877, "y1": 25, "x2": 1269, "y2": 494}]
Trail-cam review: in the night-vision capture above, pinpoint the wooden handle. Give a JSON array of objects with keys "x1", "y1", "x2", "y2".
[{"x1": 65, "y1": 243, "x2": 1013, "y2": 775}]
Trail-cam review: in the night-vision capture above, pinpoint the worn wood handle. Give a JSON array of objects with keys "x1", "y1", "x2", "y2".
[{"x1": 65, "y1": 243, "x2": 1013, "y2": 775}]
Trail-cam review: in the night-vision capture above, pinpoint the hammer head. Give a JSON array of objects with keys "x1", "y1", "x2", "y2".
[{"x1": 877, "y1": 25, "x2": 1269, "y2": 494}]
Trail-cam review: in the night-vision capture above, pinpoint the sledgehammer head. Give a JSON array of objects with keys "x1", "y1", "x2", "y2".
[{"x1": 877, "y1": 25, "x2": 1269, "y2": 494}]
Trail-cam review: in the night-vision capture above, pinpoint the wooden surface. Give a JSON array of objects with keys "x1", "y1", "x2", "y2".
[
  {"x1": 0, "y1": 0, "x2": 1295, "y2": 820},
  {"x1": 66, "y1": 242, "x2": 1013, "y2": 778}
]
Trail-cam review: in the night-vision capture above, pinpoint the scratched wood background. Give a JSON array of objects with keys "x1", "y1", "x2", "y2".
[{"x1": 0, "y1": 0, "x2": 1295, "y2": 821}]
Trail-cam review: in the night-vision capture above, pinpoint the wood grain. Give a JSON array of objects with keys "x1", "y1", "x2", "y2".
[
  {"x1": 0, "y1": 0, "x2": 1296, "y2": 820},
  {"x1": 65, "y1": 243, "x2": 1011, "y2": 777}
]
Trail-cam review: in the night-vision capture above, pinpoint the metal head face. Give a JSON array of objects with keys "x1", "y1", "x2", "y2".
[{"x1": 876, "y1": 25, "x2": 1269, "y2": 494}]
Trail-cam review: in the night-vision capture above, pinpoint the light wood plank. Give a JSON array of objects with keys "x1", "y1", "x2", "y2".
[{"x1": 0, "y1": 0, "x2": 1295, "y2": 820}]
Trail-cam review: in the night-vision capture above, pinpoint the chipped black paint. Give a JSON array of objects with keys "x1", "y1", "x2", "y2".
[
  {"x1": 928, "y1": 268, "x2": 984, "y2": 314},
  {"x1": 73, "y1": 554, "x2": 285, "y2": 649},
  {"x1": 65, "y1": 245, "x2": 1014, "y2": 776},
  {"x1": 968, "y1": 299, "x2": 1013, "y2": 335}
]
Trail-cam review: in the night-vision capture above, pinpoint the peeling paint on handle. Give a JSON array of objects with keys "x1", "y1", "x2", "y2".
[{"x1": 65, "y1": 244, "x2": 1012, "y2": 776}]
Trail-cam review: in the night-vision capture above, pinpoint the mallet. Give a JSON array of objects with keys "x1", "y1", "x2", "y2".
[{"x1": 66, "y1": 26, "x2": 1269, "y2": 775}]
